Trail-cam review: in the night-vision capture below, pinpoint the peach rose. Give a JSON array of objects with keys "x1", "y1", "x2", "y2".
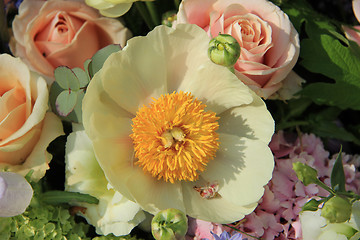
[
  {"x1": 176, "y1": 0, "x2": 300, "y2": 99},
  {"x1": 0, "y1": 54, "x2": 64, "y2": 181},
  {"x1": 10, "y1": 0, "x2": 131, "y2": 82}
]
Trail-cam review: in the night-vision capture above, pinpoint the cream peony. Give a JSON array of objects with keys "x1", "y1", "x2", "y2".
[
  {"x1": 175, "y1": 0, "x2": 301, "y2": 99},
  {"x1": 0, "y1": 54, "x2": 63, "y2": 180},
  {"x1": 82, "y1": 24, "x2": 275, "y2": 223},
  {"x1": 10, "y1": 0, "x2": 131, "y2": 82},
  {"x1": 65, "y1": 125, "x2": 145, "y2": 236}
]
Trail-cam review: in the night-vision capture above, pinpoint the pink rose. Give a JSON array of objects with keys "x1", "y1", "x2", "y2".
[
  {"x1": 0, "y1": 54, "x2": 64, "y2": 180},
  {"x1": 10, "y1": 0, "x2": 131, "y2": 82},
  {"x1": 343, "y1": 0, "x2": 360, "y2": 45},
  {"x1": 176, "y1": 0, "x2": 300, "y2": 99}
]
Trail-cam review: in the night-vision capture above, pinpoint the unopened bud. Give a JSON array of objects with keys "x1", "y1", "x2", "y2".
[
  {"x1": 208, "y1": 34, "x2": 240, "y2": 67},
  {"x1": 162, "y1": 11, "x2": 177, "y2": 27},
  {"x1": 151, "y1": 208, "x2": 188, "y2": 240},
  {"x1": 321, "y1": 196, "x2": 352, "y2": 223}
]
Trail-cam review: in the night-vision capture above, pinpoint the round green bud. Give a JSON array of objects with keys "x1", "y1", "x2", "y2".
[
  {"x1": 321, "y1": 196, "x2": 352, "y2": 223},
  {"x1": 151, "y1": 208, "x2": 188, "y2": 240},
  {"x1": 208, "y1": 34, "x2": 241, "y2": 67},
  {"x1": 162, "y1": 11, "x2": 177, "y2": 27}
]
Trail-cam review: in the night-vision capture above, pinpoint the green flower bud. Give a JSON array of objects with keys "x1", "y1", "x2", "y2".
[
  {"x1": 292, "y1": 162, "x2": 319, "y2": 186},
  {"x1": 321, "y1": 196, "x2": 352, "y2": 223},
  {"x1": 208, "y1": 34, "x2": 240, "y2": 67},
  {"x1": 151, "y1": 208, "x2": 188, "y2": 240},
  {"x1": 162, "y1": 11, "x2": 177, "y2": 27}
]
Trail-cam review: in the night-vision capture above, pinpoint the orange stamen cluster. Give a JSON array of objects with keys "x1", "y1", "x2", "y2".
[{"x1": 130, "y1": 91, "x2": 219, "y2": 183}]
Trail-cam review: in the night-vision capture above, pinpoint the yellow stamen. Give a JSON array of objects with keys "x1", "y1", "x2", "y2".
[{"x1": 130, "y1": 91, "x2": 219, "y2": 183}]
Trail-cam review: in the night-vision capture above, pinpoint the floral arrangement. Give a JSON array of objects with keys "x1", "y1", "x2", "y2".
[{"x1": 0, "y1": 0, "x2": 360, "y2": 239}]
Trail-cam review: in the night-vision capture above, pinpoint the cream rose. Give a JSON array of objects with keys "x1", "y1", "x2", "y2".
[
  {"x1": 10, "y1": 0, "x2": 131, "y2": 82},
  {"x1": 0, "y1": 54, "x2": 64, "y2": 181},
  {"x1": 176, "y1": 0, "x2": 300, "y2": 99}
]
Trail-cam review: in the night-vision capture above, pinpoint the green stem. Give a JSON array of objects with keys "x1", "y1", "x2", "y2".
[
  {"x1": 315, "y1": 179, "x2": 336, "y2": 196},
  {"x1": 134, "y1": 2, "x2": 154, "y2": 30},
  {"x1": 145, "y1": 1, "x2": 160, "y2": 26},
  {"x1": 336, "y1": 191, "x2": 360, "y2": 200}
]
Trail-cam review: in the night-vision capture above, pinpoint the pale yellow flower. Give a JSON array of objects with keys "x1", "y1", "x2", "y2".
[
  {"x1": 82, "y1": 24, "x2": 275, "y2": 223},
  {"x1": 85, "y1": 0, "x2": 150, "y2": 18}
]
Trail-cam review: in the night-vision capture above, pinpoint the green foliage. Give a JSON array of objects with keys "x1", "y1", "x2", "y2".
[
  {"x1": 330, "y1": 147, "x2": 346, "y2": 192},
  {"x1": 49, "y1": 44, "x2": 121, "y2": 123},
  {"x1": 282, "y1": 0, "x2": 360, "y2": 111},
  {"x1": 41, "y1": 191, "x2": 99, "y2": 205},
  {"x1": 88, "y1": 44, "x2": 121, "y2": 77}
]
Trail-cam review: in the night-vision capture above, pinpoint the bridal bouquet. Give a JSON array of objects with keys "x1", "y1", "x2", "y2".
[{"x1": 0, "y1": 0, "x2": 359, "y2": 239}]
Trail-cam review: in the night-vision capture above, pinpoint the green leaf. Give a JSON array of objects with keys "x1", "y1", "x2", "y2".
[
  {"x1": 330, "y1": 146, "x2": 346, "y2": 192},
  {"x1": 300, "y1": 34, "x2": 360, "y2": 110},
  {"x1": 72, "y1": 67, "x2": 89, "y2": 88},
  {"x1": 54, "y1": 67, "x2": 80, "y2": 91},
  {"x1": 302, "y1": 198, "x2": 322, "y2": 212},
  {"x1": 84, "y1": 58, "x2": 92, "y2": 79},
  {"x1": 88, "y1": 44, "x2": 121, "y2": 77},
  {"x1": 41, "y1": 191, "x2": 99, "y2": 205},
  {"x1": 55, "y1": 90, "x2": 78, "y2": 117}
]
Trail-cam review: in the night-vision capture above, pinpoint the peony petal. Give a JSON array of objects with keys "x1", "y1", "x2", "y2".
[
  {"x1": 91, "y1": 137, "x2": 137, "y2": 202},
  {"x1": 181, "y1": 179, "x2": 258, "y2": 223},
  {"x1": 125, "y1": 170, "x2": 186, "y2": 214},
  {"x1": 85, "y1": 0, "x2": 115, "y2": 10},
  {"x1": 200, "y1": 133, "x2": 274, "y2": 207},
  {"x1": 217, "y1": 90, "x2": 274, "y2": 144},
  {"x1": 100, "y1": 3, "x2": 132, "y2": 18},
  {"x1": 178, "y1": 61, "x2": 253, "y2": 115}
]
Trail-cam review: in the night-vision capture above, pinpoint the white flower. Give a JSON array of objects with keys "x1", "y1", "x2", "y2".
[
  {"x1": 65, "y1": 125, "x2": 145, "y2": 236},
  {"x1": 300, "y1": 201, "x2": 360, "y2": 240}
]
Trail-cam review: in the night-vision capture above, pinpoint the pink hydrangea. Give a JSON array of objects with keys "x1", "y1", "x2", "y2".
[{"x1": 186, "y1": 131, "x2": 360, "y2": 240}]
